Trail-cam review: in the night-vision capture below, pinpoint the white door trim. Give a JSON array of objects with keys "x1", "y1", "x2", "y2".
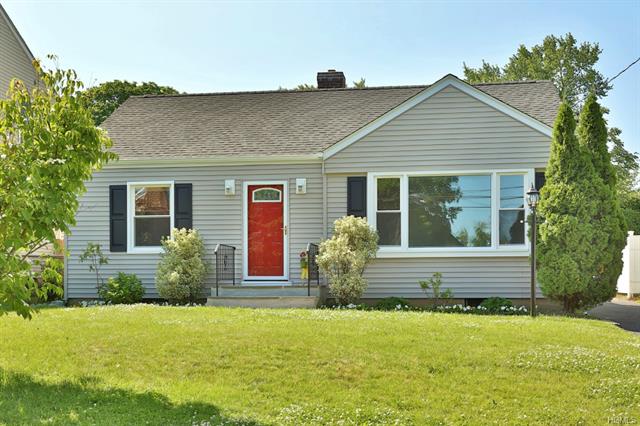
[{"x1": 243, "y1": 180, "x2": 289, "y2": 281}]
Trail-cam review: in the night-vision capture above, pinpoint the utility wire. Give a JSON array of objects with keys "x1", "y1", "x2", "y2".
[{"x1": 607, "y1": 56, "x2": 640, "y2": 84}]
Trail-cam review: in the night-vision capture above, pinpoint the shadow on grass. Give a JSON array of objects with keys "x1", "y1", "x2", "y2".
[{"x1": 0, "y1": 369, "x2": 262, "y2": 425}]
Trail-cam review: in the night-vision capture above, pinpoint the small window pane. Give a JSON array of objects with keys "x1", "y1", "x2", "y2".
[
  {"x1": 377, "y1": 178, "x2": 400, "y2": 211},
  {"x1": 135, "y1": 186, "x2": 170, "y2": 215},
  {"x1": 377, "y1": 212, "x2": 401, "y2": 246},
  {"x1": 500, "y1": 175, "x2": 524, "y2": 209},
  {"x1": 499, "y1": 210, "x2": 525, "y2": 245},
  {"x1": 408, "y1": 175, "x2": 491, "y2": 247},
  {"x1": 135, "y1": 217, "x2": 170, "y2": 246},
  {"x1": 253, "y1": 188, "x2": 281, "y2": 202}
]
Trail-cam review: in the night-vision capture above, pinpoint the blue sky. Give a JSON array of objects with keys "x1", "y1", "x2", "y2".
[{"x1": 4, "y1": 0, "x2": 640, "y2": 154}]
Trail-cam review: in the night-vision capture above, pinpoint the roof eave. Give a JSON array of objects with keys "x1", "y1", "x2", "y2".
[{"x1": 104, "y1": 153, "x2": 324, "y2": 169}]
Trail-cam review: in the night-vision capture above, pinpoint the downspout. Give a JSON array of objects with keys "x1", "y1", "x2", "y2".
[
  {"x1": 322, "y1": 157, "x2": 327, "y2": 240},
  {"x1": 63, "y1": 235, "x2": 68, "y2": 302}
]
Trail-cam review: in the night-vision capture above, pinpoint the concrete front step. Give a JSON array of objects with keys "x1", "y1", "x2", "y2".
[
  {"x1": 213, "y1": 284, "x2": 321, "y2": 298},
  {"x1": 206, "y1": 296, "x2": 319, "y2": 309}
]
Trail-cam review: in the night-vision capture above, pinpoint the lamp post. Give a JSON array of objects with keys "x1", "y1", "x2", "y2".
[{"x1": 526, "y1": 184, "x2": 540, "y2": 317}]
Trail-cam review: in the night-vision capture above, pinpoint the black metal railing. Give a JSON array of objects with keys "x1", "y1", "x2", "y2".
[
  {"x1": 215, "y1": 244, "x2": 236, "y2": 296},
  {"x1": 306, "y1": 243, "x2": 320, "y2": 296}
]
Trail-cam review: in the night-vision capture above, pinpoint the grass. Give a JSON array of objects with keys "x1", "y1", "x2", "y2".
[{"x1": 0, "y1": 305, "x2": 638, "y2": 425}]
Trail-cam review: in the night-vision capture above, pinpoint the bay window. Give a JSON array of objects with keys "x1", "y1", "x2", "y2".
[{"x1": 369, "y1": 171, "x2": 530, "y2": 255}]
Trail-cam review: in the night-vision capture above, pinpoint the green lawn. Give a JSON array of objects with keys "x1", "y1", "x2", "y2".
[{"x1": 0, "y1": 306, "x2": 638, "y2": 425}]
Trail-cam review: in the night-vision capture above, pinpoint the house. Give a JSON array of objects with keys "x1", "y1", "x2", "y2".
[
  {"x1": 0, "y1": 4, "x2": 36, "y2": 93},
  {"x1": 64, "y1": 70, "x2": 560, "y2": 306}
]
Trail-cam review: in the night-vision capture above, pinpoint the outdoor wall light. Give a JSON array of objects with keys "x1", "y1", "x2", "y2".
[
  {"x1": 296, "y1": 178, "x2": 307, "y2": 194},
  {"x1": 224, "y1": 179, "x2": 235, "y2": 196}
]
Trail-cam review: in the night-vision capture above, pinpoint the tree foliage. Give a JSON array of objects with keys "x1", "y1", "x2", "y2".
[
  {"x1": 464, "y1": 32, "x2": 639, "y2": 232},
  {"x1": 0, "y1": 58, "x2": 116, "y2": 318},
  {"x1": 82, "y1": 80, "x2": 178, "y2": 125},
  {"x1": 576, "y1": 95, "x2": 627, "y2": 303},
  {"x1": 463, "y1": 33, "x2": 609, "y2": 109},
  {"x1": 537, "y1": 100, "x2": 624, "y2": 311}
]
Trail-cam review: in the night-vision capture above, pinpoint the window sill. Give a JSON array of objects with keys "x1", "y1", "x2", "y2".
[
  {"x1": 376, "y1": 247, "x2": 529, "y2": 258},
  {"x1": 126, "y1": 247, "x2": 163, "y2": 254}
]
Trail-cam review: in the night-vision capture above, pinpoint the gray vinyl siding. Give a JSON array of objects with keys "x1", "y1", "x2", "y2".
[
  {"x1": 323, "y1": 85, "x2": 552, "y2": 298},
  {"x1": 324, "y1": 85, "x2": 550, "y2": 173},
  {"x1": 0, "y1": 11, "x2": 36, "y2": 93},
  {"x1": 66, "y1": 163, "x2": 323, "y2": 298}
]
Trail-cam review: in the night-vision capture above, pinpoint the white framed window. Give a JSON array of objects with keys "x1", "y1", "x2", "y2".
[
  {"x1": 498, "y1": 174, "x2": 526, "y2": 246},
  {"x1": 127, "y1": 181, "x2": 174, "y2": 253},
  {"x1": 375, "y1": 176, "x2": 402, "y2": 246},
  {"x1": 367, "y1": 170, "x2": 532, "y2": 257}
]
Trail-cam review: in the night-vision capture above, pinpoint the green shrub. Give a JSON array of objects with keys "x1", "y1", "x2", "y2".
[
  {"x1": 99, "y1": 272, "x2": 144, "y2": 304},
  {"x1": 32, "y1": 255, "x2": 64, "y2": 303},
  {"x1": 419, "y1": 272, "x2": 454, "y2": 306},
  {"x1": 374, "y1": 297, "x2": 412, "y2": 311},
  {"x1": 155, "y1": 228, "x2": 208, "y2": 304},
  {"x1": 479, "y1": 297, "x2": 513, "y2": 313},
  {"x1": 317, "y1": 216, "x2": 378, "y2": 305}
]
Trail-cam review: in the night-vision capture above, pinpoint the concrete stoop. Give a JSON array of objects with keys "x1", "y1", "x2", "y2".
[{"x1": 207, "y1": 284, "x2": 325, "y2": 308}]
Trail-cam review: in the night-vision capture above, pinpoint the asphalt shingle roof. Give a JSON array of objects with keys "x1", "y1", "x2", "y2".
[{"x1": 102, "y1": 79, "x2": 560, "y2": 160}]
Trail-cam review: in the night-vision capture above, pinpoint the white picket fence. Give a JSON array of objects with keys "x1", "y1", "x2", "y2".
[{"x1": 617, "y1": 232, "x2": 640, "y2": 297}]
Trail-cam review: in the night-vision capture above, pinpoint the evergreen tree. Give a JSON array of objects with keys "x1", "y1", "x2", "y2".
[
  {"x1": 537, "y1": 102, "x2": 609, "y2": 312},
  {"x1": 576, "y1": 95, "x2": 627, "y2": 306}
]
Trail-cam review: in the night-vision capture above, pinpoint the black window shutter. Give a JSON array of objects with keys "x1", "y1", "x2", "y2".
[
  {"x1": 535, "y1": 172, "x2": 546, "y2": 191},
  {"x1": 174, "y1": 183, "x2": 193, "y2": 230},
  {"x1": 347, "y1": 177, "x2": 367, "y2": 218},
  {"x1": 109, "y1": 185, "x2": 127, "y2": 252}
]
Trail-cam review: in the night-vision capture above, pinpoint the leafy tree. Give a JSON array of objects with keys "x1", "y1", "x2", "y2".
[
  {"x1": 82, "y1": 80, "x2": 178, "y2": 125},
  {"x1": 79, "y1": 242, "x2": 109, "y2": 292},
  {"x1": 0, "y1": 58, "x2": 116, "y2": 318},
  {"x1": 464, "y1": 33, "x2": 609, "y2": 109},
  {"x1": 537, "y1": 103, "x2": 609, "y2": 312},
  {"x1": 353, "y1": 78, "x2": 367, "y2": 89},
  {"x1": 576, "y1": 95, "x2": 627, "y2": 304},
  {"x1": 295, "y1": 83, "x2": 316, "y2": 91},
  {"x1": 464, "y1": 32, "x2": 639, "y2": 232}
]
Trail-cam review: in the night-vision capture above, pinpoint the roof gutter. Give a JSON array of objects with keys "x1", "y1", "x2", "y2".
[{"x1": 104, "y1": 153, "x2": 324, "y2": 169}]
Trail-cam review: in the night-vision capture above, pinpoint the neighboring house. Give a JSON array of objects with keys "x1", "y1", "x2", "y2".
[
  {"x1": 1, "y1": 5, "x2": 60, "y2": 263},
  {"x1": 0, "y1": 4, "x2": 36, "y2": 93},
  {"x1": 65, "y1": 71, "x2": 560, "y2": 305}
]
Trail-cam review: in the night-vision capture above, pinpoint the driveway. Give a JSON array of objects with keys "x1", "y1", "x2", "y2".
[{"x1": 588, "y1": 299, "x2": 640, "y2": 333}]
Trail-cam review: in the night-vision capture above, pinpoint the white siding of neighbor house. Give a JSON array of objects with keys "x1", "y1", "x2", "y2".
[
  {"x1": 324, "y1": 85, "x2": 550, "y2": 173},
  {"x1": 324, "y1": 85, "x2": 551, "y2": 298},
  {"x1": 66, "y1": 164, "x2": 323, "y2": 298},
  {"x1": 0, "y1": 10, "x2": 36, "y2": 94}
]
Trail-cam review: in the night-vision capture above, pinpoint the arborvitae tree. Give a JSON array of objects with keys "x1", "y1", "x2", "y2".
[
  {"x1": 576, "y1": 95, "x2": 627, "y2": 306},
  {"x1": 537, "y1": 102, "x2": 609, "y2": 312}
]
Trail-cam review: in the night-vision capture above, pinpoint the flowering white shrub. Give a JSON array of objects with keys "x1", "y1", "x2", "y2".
[
  {"x1": 155, "y1": 228, "x2": 208, "y2": 303},
  {"x1": 317, "y1": 216, "x2": 378, "y2": 305}
]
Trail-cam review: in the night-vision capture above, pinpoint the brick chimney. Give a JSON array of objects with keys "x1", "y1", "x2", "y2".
[{"x1": 317, "y1": 69, "x2": 346, "y2": 89}]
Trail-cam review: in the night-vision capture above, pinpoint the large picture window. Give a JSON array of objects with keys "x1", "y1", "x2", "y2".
[
  {"x1": 370, "y1": 171, "x2": 530, "y2": 255},
  {"x1": 128, "y1": 182, "x2": 174, "y2": 251},
  {"x1": 409, "y1": 175, "x2": 491, "y2": 247}
]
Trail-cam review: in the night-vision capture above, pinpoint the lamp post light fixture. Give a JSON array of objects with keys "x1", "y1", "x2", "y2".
[{"x1": 526, "y1": 184, "x2": 541, "y2": 317}]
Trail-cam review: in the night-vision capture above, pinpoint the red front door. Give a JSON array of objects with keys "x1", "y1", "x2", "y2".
[{"x1": 247, "y1": 184, "x2": 285, "y2": 277}]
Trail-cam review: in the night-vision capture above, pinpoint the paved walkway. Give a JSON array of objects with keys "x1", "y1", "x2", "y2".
[{"x1": 588, "y1": 299, "x2": 640, "y2": 333}]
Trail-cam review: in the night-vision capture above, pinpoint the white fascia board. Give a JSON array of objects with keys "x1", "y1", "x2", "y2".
[
  {"x1": 322, "y1": 74, "x2": 553, "y2": 160},
  {"x1": 105, "y1": 154, "x2": 323, "y2": 169}
]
